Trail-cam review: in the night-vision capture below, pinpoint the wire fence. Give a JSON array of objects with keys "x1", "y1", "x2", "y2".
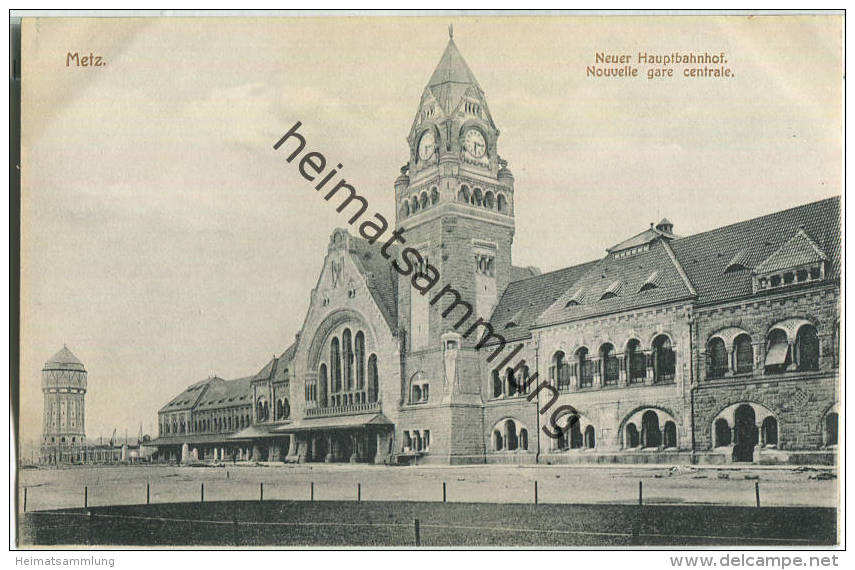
[
  {"x1": 22, "y1": 468, "x2": 810, "y2": 513},
  {"x1": 20, "y1": 504, "x2": 835, "y2": 547}
]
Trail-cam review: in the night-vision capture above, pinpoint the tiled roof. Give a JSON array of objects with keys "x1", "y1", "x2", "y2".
[
  {"x1": 158, "y1": 377, "x2": 214, "y2": 413},
  {"x1": 753, "y1": 228, "x2": 827, "y2": 274},
  {"x1": 488, "y1": 260, "x2": 599, "y2": 342},
  {"x1": 670, "y1": 196, "x2": 840, "y2": 304},
  {"x1": 195, "y1": 376, "x2": 253, "y2": 411},
  {"x1": 510, "y1": 265, "x2": 541, "y2": 281},
  {"x1": 426, "y1": 37, "x2": 482, "y2": 116},
  {"x1": 44, "y1": 346, "x2": 85, "y2": 371},
  {"x1": 349, "y1": 235, "x2": 398, "y2": 328},
  {"x1": 608, "y1": 226, "x2": 677, "y2": 253},
  {"x1": 536, "y1": 239, "x2": 696, "y2": 327}
]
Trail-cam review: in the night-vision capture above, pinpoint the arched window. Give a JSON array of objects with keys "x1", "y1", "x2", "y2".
[
  {"x1": 584, "y1": 425, "x2": 596, "y2": 449},
  {"x1": 458, "y1": 185, "x2": 470, "y2": 203},
  {"x1": 492, "y1": 369, "x2": 503, "y2": 398},
  {"x1": 641, "y1": 411, "x2": 661, "y2": 448},
  {"x1": 330, "y1": 337, "x2": 341, "y2": 392},
  {"x1": 652, "y1": 335, "x2": 675, "y2": 383},
  {"x1": 517, "y1": 364, "x2": 530, "y2": 394},
  {"x1": 420, "y1": 192, "x2": 429, "y2": 209},
  {"x1": 577, "y1": 347, "x2": 593, "y2": 388},
  {"x1": 824, "y1": 412, "x2": 838, "y2": 446},
  {"x1": 600, "y1": 343, "x2": 619, "y2": 385},
  {"x1": 552, "y1": 351, "x2": 570, "y2": 391},
  {"x1": 627, "y1": 339, "x2": 646, "y2": 383},
  {"x1": 506, "y1": 420, "x2": 518, "y2": 451},
  {"x1": 355, "y1": 331, "x2": 366, "y2": 391},
  {"x1": 707, "y1": 337, "x2": 727, "y2": 378},
  {"x1": 484, "y1": 191, "x2": 495, "y2": 209},
  {"x1": 765, "y1": 329, "x2": 791, "y2": 373},
  {"x1": 342, "y1": 329, "x2": 353, "y2": 391},
  {"x1": 519, "y1": 428, "x2": 528, "y2": 451},
  {"x1": 795, "y1": 325, "x2": 819, "y2": 371},
  {"x1": 494, "y1": 430, "x2": 504, "y2": 451},
  {"x1": 714, "y1": 418, "x2": 731, "y2": 447},
  {"x1": 318, "y1": 363, "x2": 328, "y2": 407},
  {"x1": 472, "y1": 188, "x2": 483, "y2": 207},
  {"x1": 663, "y1": 421, "x2": 677, "y2": 448},
  {"x1": 276, "y1": 399, "x2": 283, "y2": 420},
  {"x1": 367, "y1": 354, "x2": 379, "y2": 403},
  {"x1": 257, "y1": 398, "x2": 268, "y2": 422},
  {"x1": 497, "y1": 194, "x2": 507, "y2": 213},
  {"x1": 734, "y1": 334, "x2": 754, "y2": 374},
  {"x1": 761, "y1": 416, "x2": 778, "y2": 447},
  {"x1": 569, "y1": 416, "x2": 583, "y2": 449},
  {"x1": 505, "y1": 368, "x2": 517, "y2": 396},
  {"x1": 430, "y1": 187, "x2": 439, "y2": 205},
  {"x1": 411, "y1": 195, "x2": 419, "y2": 213},
  {"x1": 412, "y1": 384, "x2": 422, "y2": 403}
]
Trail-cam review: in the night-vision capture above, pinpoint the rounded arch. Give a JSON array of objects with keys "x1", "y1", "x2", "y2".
[
  {"x1": 420, "y1": 191, "x2": 429, "y2": 209},
  {"x1": 472, "y1": 187, "x2": 483, "y2": 207},
  {"x1": 306, "y1": 309, "x2": 377, "y2": 370},
  {"x1": 767, "y1": 317, "x2": 815, "y2": 341},
  {"x1": 710, "y1": 401, "x2": 778, "y2": 446},
  {"x1": 430, "y1": 186, "x2": 439, "y2": 205},
  {"x1": 410, "y1": 195, "x2": 419, "y2": 212},
  {"x1": 483, "y1": 190, "x2": 495, "y2": 209},
  {"x1": 619, "y1": 405, "x2": 680, "y2": 435},
  {"x1": 708, "y1": 326, "x2": 752, "y2": 347},
  {"x1": 490, "y1": 417, "x2": 530, "y2": 452},
  {"x1": 458, "y1": 185, "x2": 470, "y2": 203},
  {"x1": 497, "y1": 193, "x2": 508, "y2": 213}
]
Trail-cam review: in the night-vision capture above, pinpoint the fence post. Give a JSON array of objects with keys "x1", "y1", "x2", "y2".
[
  {"x1": 201, "y1": 482, "x2": 205, "y2": 503},
  {"x1": 232, "y1": 516, "x2": 239, "y2": 546},
  {"x1": 23, "y1": 487, "x2": 27, "y2": 512},
  {"x1": 357, "y1": 482, "x2": 361, "y2": 503},
  {"x1": 310, "y1": 481, "x2": 314, "y2": 502},
  {"x1": 534, "y1": 480, "x2": 538, "y2": 505},
  {"x1": 638, "y1": 481, "x2": 643, "y2": 505},
  {"x1": 414, "y1": 518, "x2": 421, "y2": 546},
  {"x1": 755, "y1": 481, "x2": 760, "y2": 508},
  {"x1": 442, "y1": 481, "x2": 447, "y2": 503},
  {"x1": 86, "y1": 510, "x2": 94, "y2": 546},
  {"x1": 84, "y1": 486, "x2": 88, "y2": 508},
  {"x1": 260, "y1": 482, "x2": 264, "y2": 501},
  {"x1": 146, "y1": 482, "x2": 150, "y2": 505}
]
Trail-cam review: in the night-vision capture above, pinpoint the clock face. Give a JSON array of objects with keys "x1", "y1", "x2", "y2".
[
  {"x1": 418, "y1": 130, "x2": 436, "y2": 160},
  {"x1": 464, "y1": 128, "x2": 486, "y2": 158}
]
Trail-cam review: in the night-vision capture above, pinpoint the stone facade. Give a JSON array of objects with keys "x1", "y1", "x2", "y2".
[{"x1": 152, "y1": 33, "x2": 840, "y2": 467}]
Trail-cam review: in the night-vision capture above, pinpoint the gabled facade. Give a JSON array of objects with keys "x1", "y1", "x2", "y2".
[{"x1": 151, "y1": 33, "x2": 840, "y2": 466}]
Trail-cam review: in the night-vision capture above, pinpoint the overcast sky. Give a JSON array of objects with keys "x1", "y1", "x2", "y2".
[{"x1": 19, "y1": 15, "x2": 842, "y2": 450}]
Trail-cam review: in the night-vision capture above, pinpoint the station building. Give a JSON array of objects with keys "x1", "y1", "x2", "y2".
[{"x1": 152, "y1": 33, "x2": 840, "y2": 466}]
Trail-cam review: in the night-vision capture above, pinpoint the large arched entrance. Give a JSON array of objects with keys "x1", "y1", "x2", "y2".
[{"x1": 732, "y1": 404, "x2": 758, "y2": 462}]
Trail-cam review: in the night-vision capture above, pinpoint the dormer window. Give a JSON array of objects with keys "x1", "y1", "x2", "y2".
[
  {"x1": 600, "y1": 280, "x2": 623, "y2": 300},
  {"x1": 639, "y1": 271, "x2": 660, "y2": 292},
  {"x1": 751, "y1": 228, "x2": 827, "y2": 293},
  {"x1": 565, "y1": 288, "x2": 584, "y2": 307}
]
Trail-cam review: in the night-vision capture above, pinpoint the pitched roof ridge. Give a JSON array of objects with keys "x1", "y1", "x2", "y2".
[
  {"x1": 753, "y1": 226, "x2": 828, "y2": 274},
  {"x1": 507, "y1": 258, "x2": 599, "y2": 286},
  {"x1": 660, "y1": 239, "x2": 697, "y2": 296},
  {"x1": 672, "y1": 196, "x2": 840, "y2": 245}
]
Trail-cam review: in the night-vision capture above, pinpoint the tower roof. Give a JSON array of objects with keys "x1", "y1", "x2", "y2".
[
  {"x1": 44, "y1": 346, "x2": 85, "y2": 371},
  {"x1": 427, "y1": 36, "x2": 481, "y2": 89},
  {"x1": 425, "y1": 34, "x2": 483, "y2": 115}
]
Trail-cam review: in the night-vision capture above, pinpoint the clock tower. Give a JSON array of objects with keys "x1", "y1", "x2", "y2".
[{"x1": 395, "y1": 29, "x2": 516, "y2": 462}]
